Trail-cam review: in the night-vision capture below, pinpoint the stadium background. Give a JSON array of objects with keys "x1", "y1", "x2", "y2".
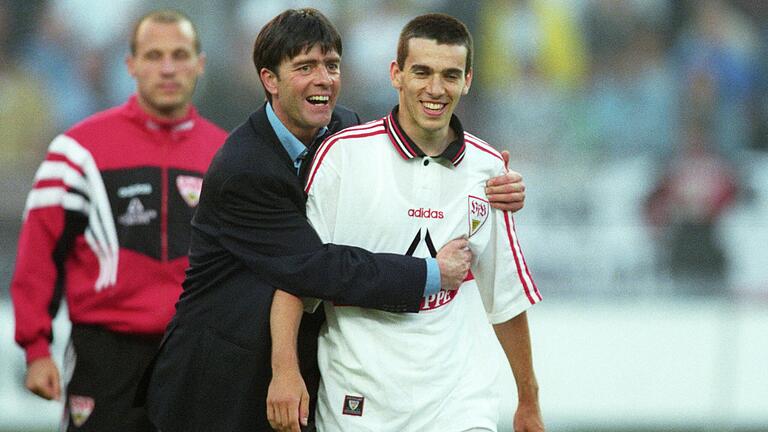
[{"x1": 1, "y1": 0, "x2": 766, "y2": 430}]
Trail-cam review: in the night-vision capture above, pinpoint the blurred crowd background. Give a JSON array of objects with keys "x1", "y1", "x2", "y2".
[
  {"x1": 1, "y1": 0, "x2": 767, "y2": 429},
  {"x1": 2, "y1": 0, "x2": 766, "y2": 299}
]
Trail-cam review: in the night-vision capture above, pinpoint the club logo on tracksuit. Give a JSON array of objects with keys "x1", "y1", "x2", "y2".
[
  {"x1": 69, "y1": 395, "x2": 95, "y2": 427},
  {"x1": 176, "y1": 175, "x2": 203, "y2": 207}
]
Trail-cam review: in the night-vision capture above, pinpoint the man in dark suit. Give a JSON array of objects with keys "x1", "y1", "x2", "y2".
[{"x1": 143, "y1": 8, "x2": 524, "y2": 432}]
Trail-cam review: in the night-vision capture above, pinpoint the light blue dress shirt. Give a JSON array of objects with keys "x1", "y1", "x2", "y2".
[{"x1": 265, "y1": 102, "x2": 440, "y2": 296}]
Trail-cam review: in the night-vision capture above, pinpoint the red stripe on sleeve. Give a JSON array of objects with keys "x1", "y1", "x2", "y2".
[
  {"x1": 510, "y1": 215, "x2": 542, "y2": 301},
  {"x1": 33, "y1": 179, "x2": 67, "y2": 190},
  {"x1": 465, "y1": 138, "x2": 503, "y2": 162},
  {"x1": 503, "y1": 211, "x2": 536, "y2": 304},
  {"x1": 46, "y1": 153, "x2": 86, "y2": 177}
]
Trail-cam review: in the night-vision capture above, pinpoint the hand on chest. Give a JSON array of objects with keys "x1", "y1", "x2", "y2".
[{"x1": 332, "y1": 157, "x2": 492, "y2": 258}]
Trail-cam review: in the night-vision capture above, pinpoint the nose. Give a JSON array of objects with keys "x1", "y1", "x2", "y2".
[
  {"x1": 314, "y1": 65, "x2": 333, "y2": 86},
  {"x1": 160, "y1": 57, "x2": 176, "y2": 74},
  {"x1": 426, "y1": 75, "x2": 444, "y2": 96}
]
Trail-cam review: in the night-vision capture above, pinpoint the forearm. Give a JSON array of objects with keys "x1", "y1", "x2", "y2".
[
  {"x1": 270, "y1": 289, "x2": 304, "y2": 373},
  {"x1": 237, "y1": 244, "x2": 427, "y2": 312},
  {"x1": 268, "y1": 289, "x2": 311, "y2": 431},
  {"x1": 493, "y1": 312, "x2": 539, "y2": 404}
]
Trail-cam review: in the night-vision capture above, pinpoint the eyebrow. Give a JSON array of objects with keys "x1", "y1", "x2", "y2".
[
  {"x1": 410, "y1": 64, "x2": 464, "y2": 76},
  {"x1": 292, "y1": 54, "x2": 341, "y2": 66}
]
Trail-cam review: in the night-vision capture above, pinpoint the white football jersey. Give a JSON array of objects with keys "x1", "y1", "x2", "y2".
[{"x1": 305, "y1": 108, "x2": 542, "y2": 432}]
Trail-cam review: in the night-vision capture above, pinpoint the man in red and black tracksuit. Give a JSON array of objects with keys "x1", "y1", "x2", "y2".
[{"x1": 9, "y1": 10, "x2": 226, "y2": 431}]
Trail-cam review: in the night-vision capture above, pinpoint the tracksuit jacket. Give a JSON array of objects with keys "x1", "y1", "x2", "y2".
[{"x1": 10, "y1": 95, "x2": 227, "y2": 363}]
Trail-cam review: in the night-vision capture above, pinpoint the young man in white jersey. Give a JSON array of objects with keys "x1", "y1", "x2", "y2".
[{"x1": 271, "y1": 13, "x2": 545, "y2": 432}]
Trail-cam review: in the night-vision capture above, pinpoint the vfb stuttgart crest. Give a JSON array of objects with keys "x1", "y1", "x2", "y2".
[
  {"x1": 468, "y1": 195, "x2": 489, "y2": 237},
  {"x1": 176, "y1": 175, "x2": 203, "y2": 207},
  {"x1": 342, "y1": 395, "x2": 364, "y2": 416},
  {"x1": 69, "y1": 395, "x2": 95, "y2": 427}
]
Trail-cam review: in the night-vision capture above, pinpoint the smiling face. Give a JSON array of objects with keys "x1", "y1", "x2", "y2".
[
  {"x1": 127, "y1": 19, "x2": 205, "y2": 120},
  {"x1": 390, "y1": 37, "x2": 472, "y2": 149},
  {"x1": 261, "y1": 44, "x2": 341, "y2": 144}
]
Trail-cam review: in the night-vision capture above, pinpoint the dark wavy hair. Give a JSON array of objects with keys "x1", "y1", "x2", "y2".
[{"x1": 252, "y1": 8, "x2": 342, "y2": 102}]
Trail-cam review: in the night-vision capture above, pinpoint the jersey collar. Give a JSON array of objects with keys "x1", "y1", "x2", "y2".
[{"x1": 383, "y1": 105, "x2": 466, "y2": 167}]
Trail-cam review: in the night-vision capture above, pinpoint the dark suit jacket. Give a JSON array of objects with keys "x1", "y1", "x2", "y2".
[{"x1": 143, "y1": 105, "x2": 427, "y2": 432}]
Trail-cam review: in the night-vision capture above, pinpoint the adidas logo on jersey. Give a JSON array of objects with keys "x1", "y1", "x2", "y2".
[{"x1": 407, "y1": 207, "x2": 444, "y2": 219}]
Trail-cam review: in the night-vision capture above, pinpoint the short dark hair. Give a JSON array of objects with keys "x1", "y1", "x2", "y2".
[
  {"x1": 397, "y1": 13, "x2": 473, "y2": 72},
  {"x1": 252, "y1": 8, "x2": 342, "y2": 102},
  {"x1": 130, "y1": 9, "x2": 200, "y2": 55}
]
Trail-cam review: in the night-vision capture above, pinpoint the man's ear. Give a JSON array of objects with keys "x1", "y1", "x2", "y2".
[
  {"x1": 462, "y1": 68, "x2": 473, "y2": 95},
  {"x1": 260, "y1": 67, "x2": 279, "y2": 98},
  {"x1": 196, "y1": 52, "x2": 207, "y2": 76},
  {"x1": 389, "y1": 60, "x2": 403, "y2": 90},
  {"x1": 125, "y1": 54, "x2": 136, "y2": 78}
]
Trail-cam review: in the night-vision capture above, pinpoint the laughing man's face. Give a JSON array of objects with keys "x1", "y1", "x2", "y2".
[{"x1": 267, "y1": 44, "x2": 341, "y2": 144}]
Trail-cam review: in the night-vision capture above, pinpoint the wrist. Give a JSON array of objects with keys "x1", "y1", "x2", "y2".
[
  {"x1": 271, "y1": 351, "x2": 300, "y2": 373},
  {"x1": 25, "y1": 340, "x2": 51, "y2": 365},
  {"x1": 517, "y1": 381, "x2": 540, "y2": 404}
]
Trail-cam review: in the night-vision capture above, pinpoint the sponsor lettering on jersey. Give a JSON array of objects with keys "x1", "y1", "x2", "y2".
[
  {"x1": 420, "y1": 289, "x2": 459, "y2": 310},
  {"x1": 118, "y1": 197, "x2": 157, "y2": 226},
  {"x1": 407, "y1": 207, "x2": 445, "y2": 219},
  {"x1": 468, "y1": 195, "x2": 489, "y2": 237},
  {"x1": 342, "y1": 395, "x2": 364, "y2": 416},
  {"x1": 117, "y1": 183, "x2": 152, "y2": 198},
  {"x1": 69, "y1": 395, "x2": 95, "y2": 427},
  {"x1": 176, "y1": 175, "x2": 203, "y2": 207}
]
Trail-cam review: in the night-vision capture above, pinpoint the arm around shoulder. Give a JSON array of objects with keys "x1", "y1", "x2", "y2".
[{"x1": 215, "y1": 171, "x2": 427, "y2": 312}]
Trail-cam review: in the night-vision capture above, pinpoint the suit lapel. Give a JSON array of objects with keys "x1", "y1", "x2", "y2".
[{"x1": 248, "y1": 104, "x2": 296, "y2": 173}]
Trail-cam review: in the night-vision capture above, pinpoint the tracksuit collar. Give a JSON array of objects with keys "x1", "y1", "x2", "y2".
[{"x1": 125, "y1": 94, "x2": 197, "y2": 133}]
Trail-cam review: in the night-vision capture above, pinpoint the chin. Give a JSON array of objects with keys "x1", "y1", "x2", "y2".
[
  {"x1": 305, "y1": 113, "x2": 333, "y2": 128},
  {"x1": 418, "y1": 119, "x2": 449, "y2": 131}
]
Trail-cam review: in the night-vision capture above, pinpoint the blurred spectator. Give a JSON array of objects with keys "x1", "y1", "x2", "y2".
[
  {"x1": 479, "y1": 0, "x2": 586, "y2": 91},
  {"x1": 673, "y1": 0, "x2": 759, "y2": 158},
  {"x1": 477, "y1": 0, "x2": 587, "y2": 162},
  {"x1": 342, "y1": 1, "x2": 412, "y2": 121},
  {"x1": 20, "y1": 2, "x2": 102, "y2": 130},
  {"x1": 0, "y1": 3, "x2": 52, "y2": 175},
  {"x1": 582, "y1": 14, "x2": 678, "y2": 161},
  {"x1": 734, "y1": 0, "x2": 768, "y2": 152},
  {"x1": 0, "y1": 1, "x2": 53, "y2": 296},
  {"x1": 645, "y1": 120, "x2": 739, "y2": 295}
]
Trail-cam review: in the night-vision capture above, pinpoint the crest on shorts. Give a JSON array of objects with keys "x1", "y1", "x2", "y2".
[
  {"x1": 176, "y1": 175, "x2": 204, "y2": 207},
  {"x1": 468, "y1": 195, "x2": 489, "y2": 237},
  {"x1": 69, "y1": 395, "x2": 95, "y2": 427},
  {"x1": 342, "y1": 395, "x2": 364, "y2": 416}
]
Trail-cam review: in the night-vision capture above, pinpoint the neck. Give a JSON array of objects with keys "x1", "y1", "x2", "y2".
[
  {"x1": 288, "y1": 126, "x2": 317, "y2": 147},
  {"x1": 397, "y1": 113, "x2": 455, "y2": 157},
  {"x1": 137, "y1": 97, "x2": 189, "y2": 121},
  {"x1": 271, "y1": 103, "x2": 317, "y2": 147}
]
